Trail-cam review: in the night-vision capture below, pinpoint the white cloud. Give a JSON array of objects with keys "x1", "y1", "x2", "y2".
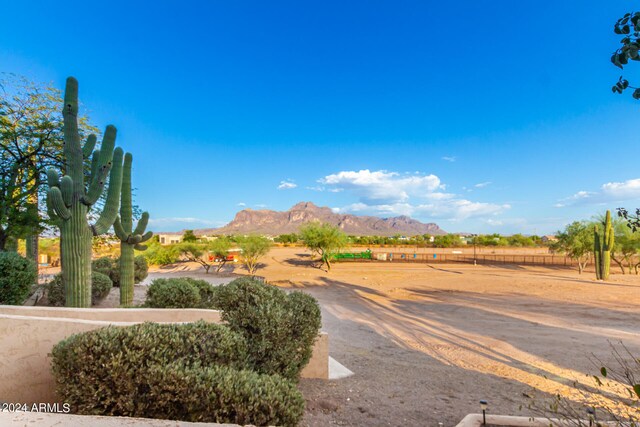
[
  {"x1": 602, "y1": 178, "x2": 640, "y2": 199},
  {"x1": 237, "y1": 202, "x2": 246, "y2": 207},
  {"x1": 323, "y1": 169, "x2": 508, "y2": 221},
  {"x1": 306, "y1": 186, "x2": 325, "y2": 192},
  {"x1": 321, "y1": 169, "x2": 442, "y2": 204},
  {"x1": 557, "y1": 178, "x2": 640, "y2": 207},
  {"x1": 277, "y1": 180, "x2": 297, "y2": 190},
  {"x1": 442, "y1": 156, "x2": 456, "y2": 162},
  {"x1": 474, "y1": 181, "x2": 492, "y2": 188}
]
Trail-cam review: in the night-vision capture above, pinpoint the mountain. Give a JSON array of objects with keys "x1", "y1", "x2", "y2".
[{"x1": 196, "y1": 202, "x2": 446, "y2": 236}]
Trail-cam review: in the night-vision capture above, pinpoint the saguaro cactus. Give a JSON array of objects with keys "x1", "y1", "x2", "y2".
[
  {"x1": 114, "y1": 153, "x2": 152, "y2": 305},
  {"x1": 46, "y1": 77, "x2": 123, "y2": 307},
  {"x1": 594, "y1": 210, "x2": 615, "y2": 280}
]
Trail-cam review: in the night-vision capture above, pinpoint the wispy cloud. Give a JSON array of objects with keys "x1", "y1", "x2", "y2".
[
  {"x1": 474, "y1": 181, "x2": 492, "y2": 188},
  {"x1": 442, "y1": 156, "x2": 456, "y2": 162},
  {"x1": 556, "y1": 178, "x2": 640, "y2": 207},
  {"x1": 237, "y1": 202, "x2": 246, "y2": 207},
  {"x1": 277, "y1": 180, "x2": 297, "y2": 190}
]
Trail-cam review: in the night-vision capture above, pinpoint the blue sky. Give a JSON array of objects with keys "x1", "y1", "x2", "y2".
[{"x1": 2, "y1": 1, "x2": 640, "y2": 234}]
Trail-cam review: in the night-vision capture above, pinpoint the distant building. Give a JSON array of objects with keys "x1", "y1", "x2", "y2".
[
  {"x1": 157, "y1": 233, "x2": 183, "y2": 245},
  {"x1": 541, "y1": 235, "x2": 558, "y2": 243}
]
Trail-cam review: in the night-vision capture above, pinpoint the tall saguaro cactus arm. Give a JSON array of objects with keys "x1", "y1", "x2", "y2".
[
  {"x1": 44, "y1": 77, "x2": 124, "y2": 307},
  {"x1": 116, "y1": 152, "x2": 153, "y2": 305}
]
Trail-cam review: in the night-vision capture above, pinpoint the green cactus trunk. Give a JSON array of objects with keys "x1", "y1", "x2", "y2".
[
  {"x1": 594, "y1": 210, "x2": 614, "y2": 281},
  {"x1": 594, "y1": 227, "x2": 602, "y2": 280},
  {"x1": 119, "y1": 243, "x2": 135, "y2": 305},
  {"x1": 46, "y1": 78, "x2": 123, "y2": 307},
  {"x1": 60, "y1": 203, "x2": 92, "y2": 306},
  {"x1": 115, "y1": 153, "x2": 152, "y2": 306}
]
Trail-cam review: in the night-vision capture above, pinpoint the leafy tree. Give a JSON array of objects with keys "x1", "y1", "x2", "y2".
[
  {"x1": 552, "y1": 221, "x2": 594, "y2": 274},
  {"x1": 177, "y1": 242, "x2": 214, "y2": 273},
  {"x1": 177, "y1": 239, "x2": 232, "y2": 274},
  {"x1": 611, "y1": 219, "x2": 640, "y2": 274},
  {"x1": 182, "y1": 229, "x2": 197, "y2": 242},
  {"x1": 432, "y1": 234, "x2": 460, "y2": 248},
  {"x1": 274, "y1": 233, "x2": 298, "y2": 244},
  {"x1": 610, "y1": 12, "x2": 640, "y2": 99},
  {"x1": 299, "y1": 222, "x2": 348, "y2": 271},
  {"x1": 0, "y1": 74, "x2": 98, "y2": 254},
  {"x1": 142, "y1": 240, "x2": 180, "y2": 265},
  {"x1": 209, "y1": 237, "x2": 231, "y2": 273},
  {"x1": 236, "y1": 235, "x2": 271, "y2": 275}
]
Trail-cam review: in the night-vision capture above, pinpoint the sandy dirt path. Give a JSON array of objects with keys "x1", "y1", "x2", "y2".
[{"x1": 255, "y1": 248, "x2": 640, "y2": 426}]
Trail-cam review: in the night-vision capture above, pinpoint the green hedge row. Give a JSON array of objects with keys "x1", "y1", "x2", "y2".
[{"x1": 51, "y1": 321, "x2": 303, "y2": 426}]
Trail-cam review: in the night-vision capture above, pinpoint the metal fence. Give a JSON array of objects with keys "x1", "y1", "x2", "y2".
[{"x1": 336, "y1": 252, "x2": 583, "y2": 267}]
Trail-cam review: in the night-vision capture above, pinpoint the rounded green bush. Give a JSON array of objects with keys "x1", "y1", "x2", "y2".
[
  {"x1": 91, "y1": 256, "x2": 115, "y2": 279},
  {"x1": 144, "y1": 362, "x2": 304, "y2": 426},
  {"x1": 144, "y1": 278, "x2": 201, "y2": 308},
  {"x1": 0, "y1": 252, "x2": 37, "y2": 305},
  {"x1": 91, "y1": 271, "x2": 112, "y2": 304},
  {"x1": 47, "y1": 274, "x2": 65, "y2": 306},
  {"x1": 49, "y1": 322, "x2": 290, "y2": 424},
  {"x1": 91, "y1": 255, "x2": 148, "y2": 287},
  {"x1": 133, "y1": 255, "x2": 149, "y2": 283},
  {"x1": 182, "y1": 277, "x2": 217, "y2": 308},
  {"x1": 213, "y1": 277, "x2": 322, "y2": 380}
]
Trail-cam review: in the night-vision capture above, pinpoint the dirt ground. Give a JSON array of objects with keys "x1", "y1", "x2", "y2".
[{"x1": 91, "y1": 247, "x2": 640, "y2": 426}]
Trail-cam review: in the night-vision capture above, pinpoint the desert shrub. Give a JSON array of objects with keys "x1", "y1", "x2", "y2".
[
  {"x1": 143, "y1": 362, "x2": 304, "y2": 426},
  {"x1": 51, "y1": 322, "x2": 264, "y2": 420},
  {"x1": 213, "y1": 277, "x2": 322, "y2": 380},
  {"x1": 91, "y1": 255, "x2": 148, "y2": 286},
  {"x1": 47, "y1": 274, "x2": 65, "y2": 306},
  {"x1": 133, "y1": 255, "x2": 149, "y2": 283},
  {"x1": 47, "y1": 272, "x2": 113, "y2": 306},
  {"x1": 91, "y1": 256, "x2": 116, "y2": 279},
  {"x1": 142, "y1": 242, "x2": 180, "y2": 266},
  {"x1": 143, "y1": 278, "x2": 201, "y2": 308},
  {"x1": 180, "y1": 277, "x2": 218, "y2": 308},
  {"x1": 91, "y1": 272, "x2": 112, "y2": 304},
  {"x1": 0, "y1": 252, "x2": 37, "y2": 305}
]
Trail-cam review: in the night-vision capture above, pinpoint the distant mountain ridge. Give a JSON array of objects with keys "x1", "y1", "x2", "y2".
[{"x1": 195, "y1": 202, "x2": 446, "y2": 236}]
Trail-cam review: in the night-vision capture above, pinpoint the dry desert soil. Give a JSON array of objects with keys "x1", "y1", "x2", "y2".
[{"x1": 97, "y1": 246, "x2": 640, "y2": 426}]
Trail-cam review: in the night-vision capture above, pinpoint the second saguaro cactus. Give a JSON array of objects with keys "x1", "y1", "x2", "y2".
[
  {"x1": 114, "y1": 153, "x2": 152, "y2": 305},
  {"x1": 47, "y1": 77, "x2": 123, "y2": 307},
  {"x1": 594, "y1": 210, "x2": 615, "y2": 281}
]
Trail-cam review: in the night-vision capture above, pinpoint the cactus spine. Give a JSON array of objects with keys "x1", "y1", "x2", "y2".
[
  {"x1": 114, "y1": 153, "x2": 152, "y2": 305},
  {"x1": 46, "y1": 77, "x2": 123, "y2": 307},
  {"x1": 594, "y1": 210, "x2": 614, "y2": 280}
]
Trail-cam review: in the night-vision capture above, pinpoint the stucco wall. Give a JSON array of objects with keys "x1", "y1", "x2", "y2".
[
  {"x1": 0, "y1": 305, "x2": 222, "y2": 323},
  {"x1": 0, "y1": 410, "x2": 239, "y2": 426},
  {"x1": 0, "y1": 306, "x2": 328, "y2": 406}
]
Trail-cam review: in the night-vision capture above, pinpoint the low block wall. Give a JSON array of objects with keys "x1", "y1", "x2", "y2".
[
  {"x1": 0, "y1": 411, "x2": 238, "y2": 426},
  {"x1": 0, "y1": 306, "x2": 328, "y2": 405},
  {"x1": 0, "y1": 305, "x2": 222, "y2": 323},
  {"x1": 455, "y1": 414, "x2": 619, "y2": 427}
]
